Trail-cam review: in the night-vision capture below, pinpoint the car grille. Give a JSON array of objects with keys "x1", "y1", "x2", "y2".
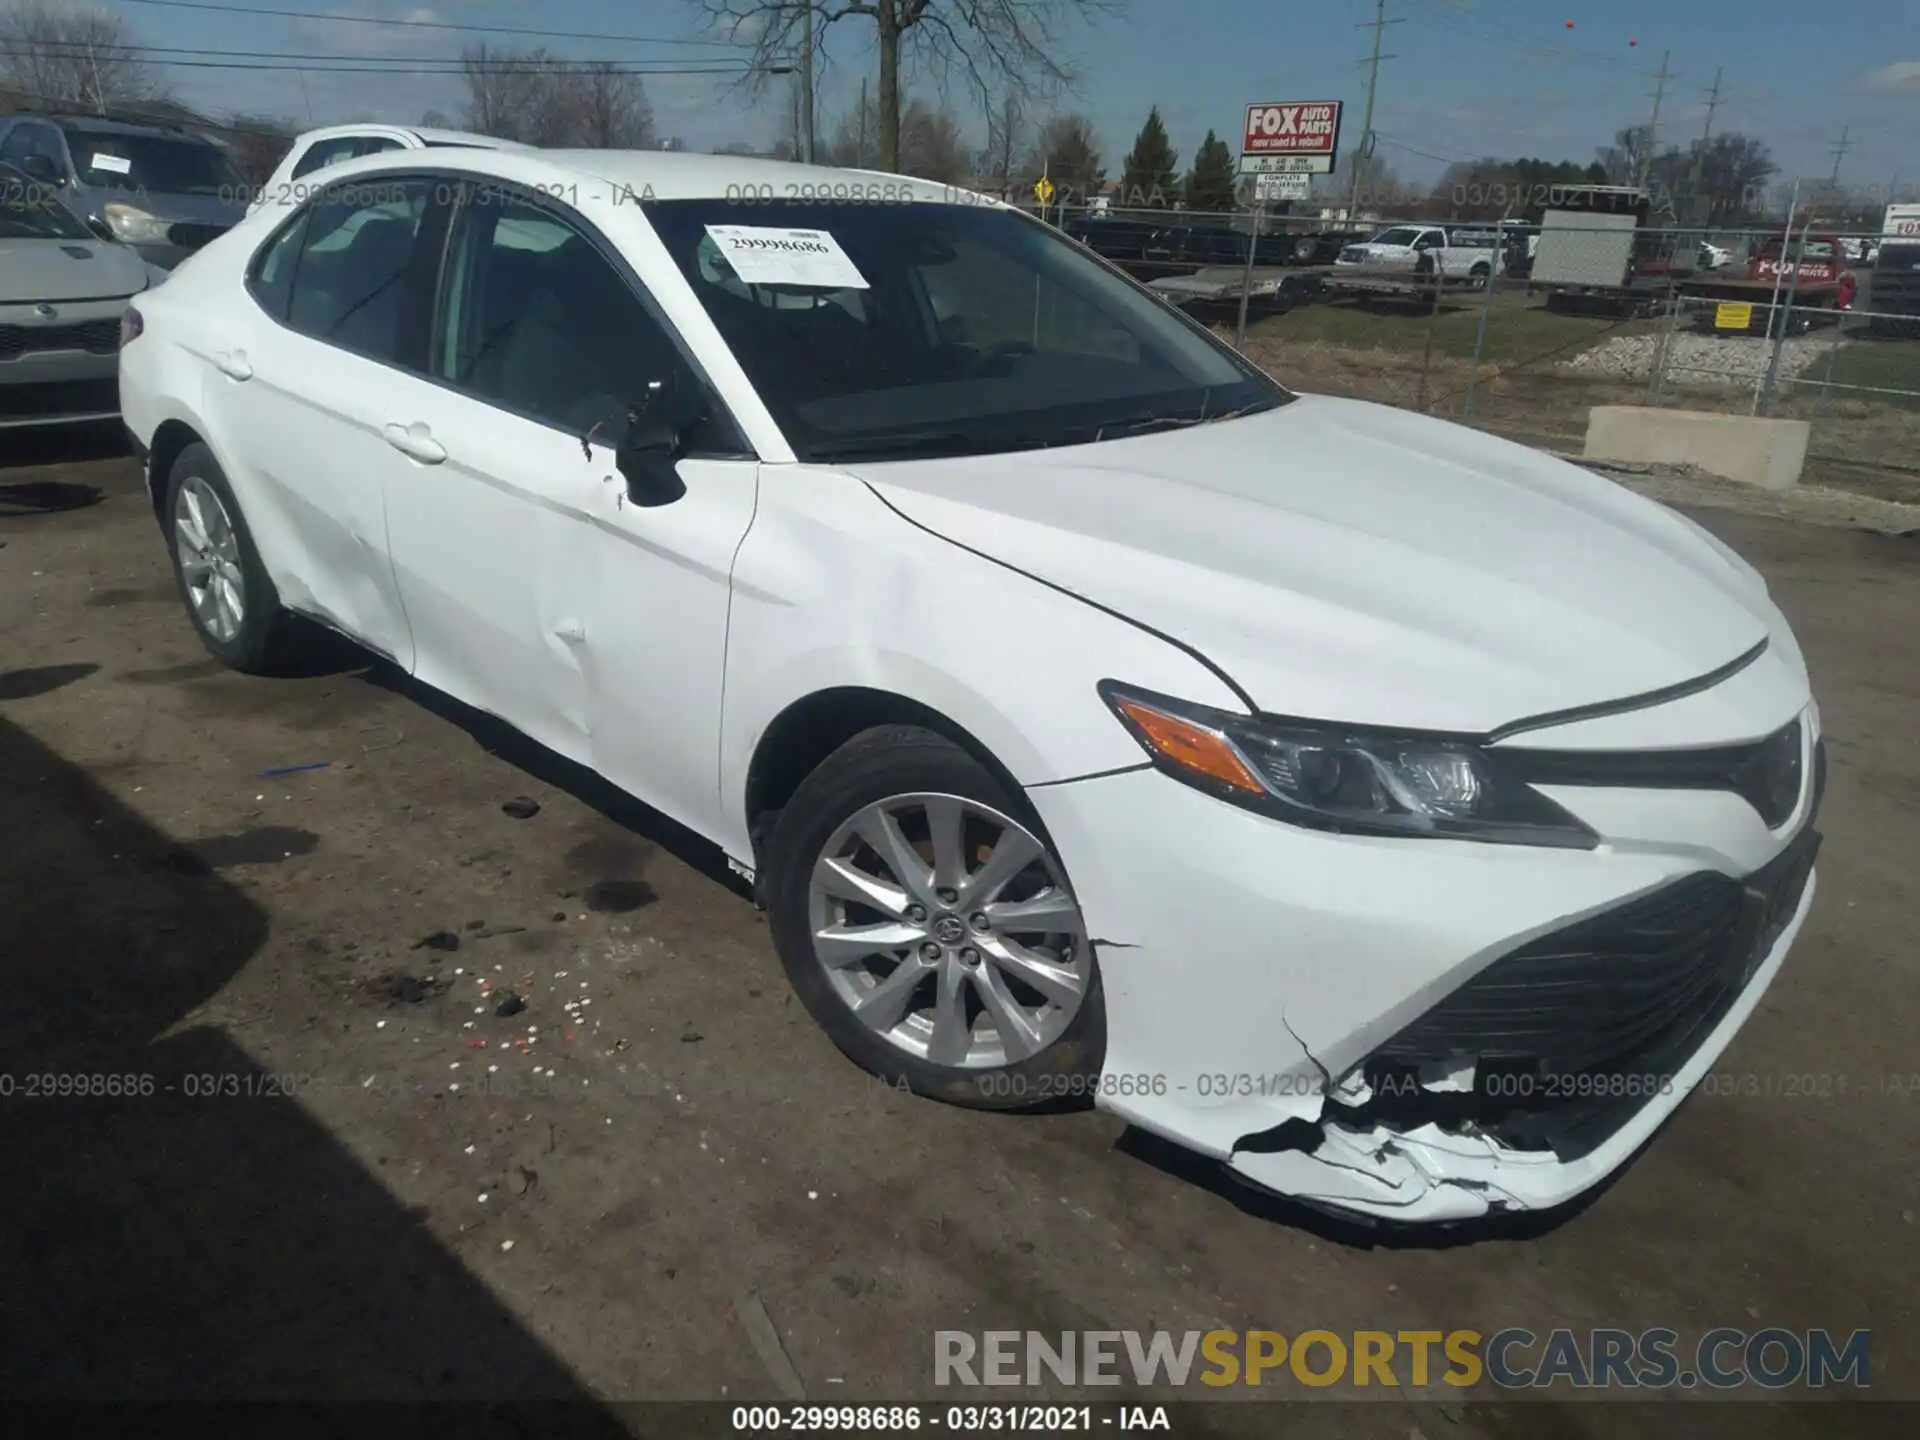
[
  {"x1": 167, "y1": 222, "x2": 230, "y2": 251},
  {"x1": 0, "y1": 319, "x2": 122, "y2": 361},
  {"x1": 1339, "y1": 246, "x2": 1365, "y2": 262},
  {"x1": 1350, "y1": 745, "x2": 1825, "y2": 1161},
  {"x1": 1503, "y1": 717, "x2": 1807, "y2": 829}
]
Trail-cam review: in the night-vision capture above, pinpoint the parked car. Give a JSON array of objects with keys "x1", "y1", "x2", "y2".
[
  {"x1": 120, "y1": 148, "x2": 1824, "y2": 1225},
  {"x1": 1335, "y1": 223, "x2": 1500, "y2": 287},
  {"x1": 0, "y1": 112, "x2": 248, "y2": 269},
  {"x1": 247, "y1": 123, "x2": 532, "y2": 215},
  {"x1": 1, "y1": 162, "x2": 162, "y2": 429}
]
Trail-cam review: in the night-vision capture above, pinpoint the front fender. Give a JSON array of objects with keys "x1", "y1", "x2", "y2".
[{"x1": 716, "y1": 466, "x2": 1246, "y2": 863}]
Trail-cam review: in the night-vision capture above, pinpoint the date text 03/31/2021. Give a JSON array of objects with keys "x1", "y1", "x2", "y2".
[{"x1": 729, "y1": 1406, "x2": 1169, "y2": 1432}]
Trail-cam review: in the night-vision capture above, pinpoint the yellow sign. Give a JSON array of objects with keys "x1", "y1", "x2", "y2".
[
  {"x1": 1033, "y1": 175, "x2": 1055, "y2": 205},
  {"x1": 1715, "y1": 301, "x2": 1754, "y2": 330}
]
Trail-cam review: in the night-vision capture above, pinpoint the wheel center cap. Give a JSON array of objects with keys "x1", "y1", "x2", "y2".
[{"x1": 932, "y1": 915, "x2": 967, "y2": 946}]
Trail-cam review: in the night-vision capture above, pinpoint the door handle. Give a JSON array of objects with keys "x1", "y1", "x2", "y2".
[
  {"x1": 383, "y1": 421, "x2": 446, "y2": 465},
  {"x1": 214, "y1": 349, "x2": 252, "y2": 381}
]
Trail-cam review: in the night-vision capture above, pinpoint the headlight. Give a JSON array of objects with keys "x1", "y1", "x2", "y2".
[
  {"x1": 1099, "y1": 682, "x2": 1598, "y2": 849},
  {"x1": 104, "y1": 202, "x2": 173, "y2": 245}
]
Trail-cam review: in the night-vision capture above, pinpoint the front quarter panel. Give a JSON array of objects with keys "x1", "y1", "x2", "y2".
[{"x1": 717, "y1": 466, "x2": 1246, "y2": 864}]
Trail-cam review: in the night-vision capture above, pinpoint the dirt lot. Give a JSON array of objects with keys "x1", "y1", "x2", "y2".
[{"x1": 2, "y1": 426, "x2": 1916, "y2": 1434}]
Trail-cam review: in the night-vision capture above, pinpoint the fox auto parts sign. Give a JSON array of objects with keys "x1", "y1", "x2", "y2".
[{"x1": 1240, "y1": 101, "x2": 1342, "y2": 174}]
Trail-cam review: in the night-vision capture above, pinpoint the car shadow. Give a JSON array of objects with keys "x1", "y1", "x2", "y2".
[
  {"x1": 355, "y1": 662, "x2": 751, "y2": 903},
  {"x1": 0, "y1": 419, "x2": 129, "y2": 475},
  {"x1": 0, "y1": 714, "x2": 633, "y2": 1421},
  {"x1": 1114, "y1": 1126, "x2": 1623, "y2": 1250}
]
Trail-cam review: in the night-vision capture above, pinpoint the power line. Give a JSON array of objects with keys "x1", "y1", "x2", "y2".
[
  {"x1": 2, "y1": 42, "x2": 765, "y2": 73},
  {"x1": 110, "y1": 0, "x2": 742, "y2": 49}
]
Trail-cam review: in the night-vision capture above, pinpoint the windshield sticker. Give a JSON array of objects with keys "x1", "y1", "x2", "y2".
[
  {"x1": 89, "y1": 153, "x2": 133, "y2": 175},
  {"x1": 702, "y1": 224, "x2": 869, "y2": 289}
]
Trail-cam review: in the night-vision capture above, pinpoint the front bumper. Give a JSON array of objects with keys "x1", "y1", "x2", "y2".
[
  {"x1": 1026, "y1": 705, "x2": 1824, "y2": 1224},
  {"x1": 0, "y1": 297, "x2": 127, "y2": 428}
]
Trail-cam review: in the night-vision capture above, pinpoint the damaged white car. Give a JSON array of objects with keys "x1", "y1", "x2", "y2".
[{"x1": 118, "y1": 147, "x2": 1823, "y2": 1226}]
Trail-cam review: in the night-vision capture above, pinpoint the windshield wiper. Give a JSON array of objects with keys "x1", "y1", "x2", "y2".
[{"x1": 1098, "y1": 402, "x2": 1271, "y2": 440}]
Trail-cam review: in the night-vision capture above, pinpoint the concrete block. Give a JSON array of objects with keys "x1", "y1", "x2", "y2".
[{"x1": 1582, "y1": 406, "x2": 1809, "y2": 492}]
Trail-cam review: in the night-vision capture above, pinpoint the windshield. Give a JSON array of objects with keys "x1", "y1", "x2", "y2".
[
  {"x1": 1758, "y1": 238, "x2": 1836, "y2": 261},
  {"x1": 1371, "y1": 227, "x2": 1421, "y2": 246},
  {"x1": 62, "y1": 128, "x2": 244, "y2": 196},
  {"x1": 643, "y1": 198, "x2": 1289, "y2": 463},
  {"x1": 0, "y1": 173, "x2": 90, "y2": 239}
]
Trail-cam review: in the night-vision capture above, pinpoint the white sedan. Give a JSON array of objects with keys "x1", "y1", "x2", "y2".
[{"x1": 118, "y1": 147, "x2": 1824, "y2": 1225}]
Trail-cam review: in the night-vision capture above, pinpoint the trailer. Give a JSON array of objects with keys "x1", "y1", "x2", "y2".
[
  {"x1": 1147, "y1": 265, "x2": 1324, "y2": 317},
  {"x1": 1528, "y1": 186, "x2": 1684, "y2": 316},
  {"x1": 1680, "y1": 230, "x2": 1858, "y2": 336}
]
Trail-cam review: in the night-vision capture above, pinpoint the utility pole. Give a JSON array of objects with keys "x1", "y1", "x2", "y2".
[
  {"x1": 1827, "y1": 125, "x2": 1850, "y2": 187},
  {"x1": 798, "y1": 2, "x2": 816, "y2": 165},
  {"x1": 1636, "y1": 49, "x2": 1674, "y2": 192},
  {"x1": 857, "y1": 77, "x2": 870, "y2": 168},
  {"x1": 1347, "y1": 0, "x2": 1402, "y2": 222},
  {"x1": 1687, "y1": 66, "x2": 1722, "y2": 224}
]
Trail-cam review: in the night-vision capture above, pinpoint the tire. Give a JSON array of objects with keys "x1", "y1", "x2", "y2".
[
  {"x1": 163, "y1": 442, "x2": 305, "y2": 673},
  {"x1": 764, "y1": 724, "x2": 1106, "y2": 1111},
  {"x1": 1469, "y1": 263, "x2": 1490, "y2": 290}
]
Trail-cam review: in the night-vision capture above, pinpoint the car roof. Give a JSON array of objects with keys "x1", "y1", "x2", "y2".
[
  {"x1": 290, "y1": 122, "x2": 528, "y2": 150},
  {"x1": 32, "y1": 114, "x2": 206, "y2": 139},
  {"x1": 512, "y1": 147, "x2": 996, "y2": 205}
]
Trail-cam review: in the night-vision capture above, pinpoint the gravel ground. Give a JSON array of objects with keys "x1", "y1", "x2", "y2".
[
  {"x1": 4, "y1": 431, "x2": 1919, "y2": 1428},
  {"x1": 1562, "y1": 331, "x2": 1844, "y2": 386}
]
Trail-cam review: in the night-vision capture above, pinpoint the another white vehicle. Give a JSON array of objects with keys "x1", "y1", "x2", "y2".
[
  {"x1": 1334, "y1": 223, "x2": 1500, "y2": 287},
  {"x1": 246, "y1": 124, "x2": 529, "y2": 214},
  {"x1": 120, "y1": 149, "x2": 1824, "y2": 1225}
]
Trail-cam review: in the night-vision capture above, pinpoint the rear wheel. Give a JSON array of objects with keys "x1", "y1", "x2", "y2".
[
  {"x1": 764, "y1": 725, "x2": 1106, "y2": 1110},
  {"x1": 164, "y1": 443, "x2": 305, "y2": 673}
]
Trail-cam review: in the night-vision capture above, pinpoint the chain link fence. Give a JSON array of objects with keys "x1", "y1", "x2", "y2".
[{"x1": 1047, "y1": 203, "x2": 1920, "y2": 499}]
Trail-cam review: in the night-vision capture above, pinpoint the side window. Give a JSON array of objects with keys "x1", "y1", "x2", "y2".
[
  {"x1": 915, "y1": 236, "x2": 1140, "y2": 363},
  {"x1": 246, "y1": 208, "x2": 310, "y2": 320},
  {"x1": 291, "y1": 135, "x2": 401, "y2": 180},
  {"x1": 0, "y1": 125, "x2": 34, "y2": 166},
  {"x1": 284, "y1": 178, "x2": 437, "y2": 366},
  {"x1": 437, "y1": 190, "x2": 740, "y2": 449}
]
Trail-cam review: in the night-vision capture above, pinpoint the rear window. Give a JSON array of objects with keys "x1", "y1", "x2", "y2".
[{"x1": 1371, "y1": 227, "x2": 1421, "y2": 247}]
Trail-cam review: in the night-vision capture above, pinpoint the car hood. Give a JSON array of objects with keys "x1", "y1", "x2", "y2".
[
  {"x1": 846, "y1": 394, "x2": 1781, "y2": 734},
  {"x1": 104, "y1": 190, "x2": 248, "y2": 227},
  {"x1": 0, "y1": 237, "x2": 150, "y2": 302}
]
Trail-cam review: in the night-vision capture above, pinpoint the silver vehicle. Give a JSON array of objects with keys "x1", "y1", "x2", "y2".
[
  {"x1": 0, "y1": 113, "x2": 249, "y2": 270},
  {"x1": 0, "y1": 163, "x2": 161, "y2": 429}
]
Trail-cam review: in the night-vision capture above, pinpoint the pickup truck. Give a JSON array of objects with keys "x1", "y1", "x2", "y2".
[
  {"x1": 1332, "y1": 224, "x2": 1501, "y2": 290},
  {"x1": 1681, "y1": 230, "x2": 1858, "y2": 335}
]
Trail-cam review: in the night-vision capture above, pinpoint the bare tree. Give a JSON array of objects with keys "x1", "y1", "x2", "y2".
[
  {"x1": 976, "y1": 90, "x2": 1024, "y2": 198},
  {"x1": 695, "y1": 1, "x2": 1112, "y2": 173},
  {"x1": 820, "y1": 84, "x2": 879, "y2": 169},
  {"x1": 1025, "y1": 111, "x2": 1101, "y2": 202},
  {"x1": 458, "y1": 46, "x2": 656, "y2": 149},
  {"x1": 566, "y1": 60, "x2": 656, "y2": 149},
  {"x1": 0, "y1": 0, "x2": 163, "y2": 112},
  {"x1": 898, "y1": 96, "x2": 968, "y2": 183}
]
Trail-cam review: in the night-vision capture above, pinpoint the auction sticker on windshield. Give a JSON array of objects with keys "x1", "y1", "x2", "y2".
[
  {"x1": 703, "y1": 224, "x2": 869, "y2": 289},
  {"x1": 89, "y1": 154, "x2": 133, "y2": 175}
]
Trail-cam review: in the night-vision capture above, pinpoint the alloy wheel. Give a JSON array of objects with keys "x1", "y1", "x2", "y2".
[
  {"x1": 805, "y1": 792, "x2": 1090, "y2": 1069},
  {"x1": 174, "y1": 475, "x2": 246, "y2": 643}
]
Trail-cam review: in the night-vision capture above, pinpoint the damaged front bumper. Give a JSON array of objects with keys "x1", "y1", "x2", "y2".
[{"x1": 1026, "y1": 709, "x2": 1824, "y2": 1226}]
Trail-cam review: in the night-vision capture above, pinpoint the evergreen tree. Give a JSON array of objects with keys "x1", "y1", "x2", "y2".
[
  {"x1": 1185, "y1": 129, "x2": 1238, "y2": 214},
  {"x1": 1118, "y1": 106, "x2": 1180, "y2": 209}
]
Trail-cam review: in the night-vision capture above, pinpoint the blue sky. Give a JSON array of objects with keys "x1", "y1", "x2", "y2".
[{"x1": 110, "y1": 0, "x2": 1920, "y2": 192}]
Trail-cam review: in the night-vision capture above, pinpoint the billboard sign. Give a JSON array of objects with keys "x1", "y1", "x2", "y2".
[
  {"x1": 1240, "y1": 101, "x2": 1342, "y2": 175},
  {"x1": 1253, "y1": 172, "x2": 1311, "y2": 202}
]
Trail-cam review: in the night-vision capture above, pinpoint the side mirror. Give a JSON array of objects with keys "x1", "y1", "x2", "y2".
[{"x1": 613, "y1": 379, "x2": 689, "y2": 508}]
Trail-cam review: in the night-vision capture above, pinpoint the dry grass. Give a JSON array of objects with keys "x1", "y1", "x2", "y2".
[{"x1": 1224, "y1": 328, "x2": 1920, "y2": 507}]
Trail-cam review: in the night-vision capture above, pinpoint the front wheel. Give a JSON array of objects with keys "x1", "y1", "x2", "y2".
[{"x1": 764, "y1": 725, "x2": 1106, "y2": 1110}]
